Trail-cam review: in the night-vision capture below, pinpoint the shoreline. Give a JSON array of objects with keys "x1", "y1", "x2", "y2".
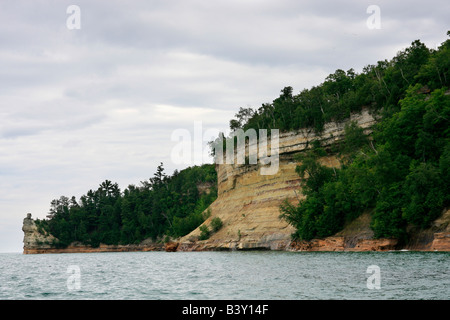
[
  {"x1": 23, "y1": 233, "x2": 450, "y2": 254},
  {"x1": 22, "y1": 247, "x2": 450, "y2": 254},
  {"x1": 23, "y1": 243, "x2": 165, "y2": 254}
]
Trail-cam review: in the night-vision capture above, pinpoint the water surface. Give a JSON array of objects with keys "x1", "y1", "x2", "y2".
[{"x1": 0, "y1": 251, "x2": 448, "y2": 300}]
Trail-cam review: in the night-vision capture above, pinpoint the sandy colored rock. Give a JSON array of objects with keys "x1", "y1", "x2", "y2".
[
  {"x1": 178, "y1": 109, "x2": 377, "y2": 251},
  {"x1": 22, "y1": 213, "x2": 57, "y2": 253}
]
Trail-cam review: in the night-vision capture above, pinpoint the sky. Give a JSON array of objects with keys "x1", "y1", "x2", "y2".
[{"x1": 0, "y1": 0, "x2": 448, "y2": 253}]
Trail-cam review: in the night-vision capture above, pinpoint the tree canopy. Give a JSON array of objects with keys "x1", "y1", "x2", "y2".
[
  {"x1": 229, "y1": 36, "x2": 449, "y2": 135},
  {"x1": 37, "y1": 163, "x2": 217, "y2": 248},
  {"x1": 278, "y1": 34, "x2": 450, "y2": 242}
]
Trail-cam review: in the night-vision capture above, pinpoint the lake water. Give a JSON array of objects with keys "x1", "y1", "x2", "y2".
[{"x1": 0, "y1": 251, "x2": 448, "y2": 300}]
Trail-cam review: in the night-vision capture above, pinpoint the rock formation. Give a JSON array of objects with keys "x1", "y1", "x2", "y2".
[
  {"x1": 22, "y1": 108, "x2": 450, "y2": 253},
  {"x1": 177, "y1": 109, "x2": 378, "y2": 251},
  {"x1": 176, "y1": 108, "x2": 449, "y2": 252},
  {"x1": 23, "y1": 213, "x2": 57, "y2": 254}
]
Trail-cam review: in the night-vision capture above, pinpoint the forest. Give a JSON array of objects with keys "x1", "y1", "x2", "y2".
[
  {"x1": 36, "y1": 163, "x2": 217, "y2": 248},
  {"x1": 227, "y1": 32, "x2": 449, "y2": 243}
]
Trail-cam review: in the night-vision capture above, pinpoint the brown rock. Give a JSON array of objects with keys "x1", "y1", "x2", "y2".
[
  {"x1": 23, "y1": 242, "x2": 165, "y2": 254},
  {"x1": 290, "y1": 237, "x2": 345, "y2": 252},
  {"x1": 349, "y1": 238, "x2": 398, "y2": 251},
  {"x1": 165, "y1": 242, "x2": 179, "y2": 252},
  {"x1": 431, "y1": 232, "x2": 450, "y2": 251}
]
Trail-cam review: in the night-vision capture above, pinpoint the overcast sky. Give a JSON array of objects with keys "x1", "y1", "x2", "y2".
[{"x1": 0, "y1": 0, "x2": 448, "y2": 252}]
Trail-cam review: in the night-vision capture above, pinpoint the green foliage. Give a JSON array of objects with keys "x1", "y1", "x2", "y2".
[
  {"x1": 295, "y1": 145, "x2": 335, "y2": 195},
  {"x1": 197, "y1": 216, "x2": 223, "y2": 241},
  {"x1": 279, "y1": 33, "x2": 450, "y2": 241},
  {"x1": 339, "y1": 121, "x2": 369, "y2": 163},
  {"x1": 225, "y1": 35, "x2": 449, "y2": 137},
  {"x1": 198, "y1": 225, "x2": 210, "y2": 240},
  {"x1": 402, "y1": 162, "x2": 445, "y2": 228},
  {"x1": 415, "y1": 37, "x2": 450, "y2": 90},
  {"x1": 41, "y1": 163, "x2": 217, "y2": 248},
  {"x1": 210, "y1": 217, "x2": 223, "y2": 232}
]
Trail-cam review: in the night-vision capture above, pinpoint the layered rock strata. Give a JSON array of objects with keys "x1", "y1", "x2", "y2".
[
  {"x1": 23, "y1": 108, "x2": 450, "y2": 253},
  {"x1": 177, "y1": 109, "x2": 377, "y2": 251},
  {"x1": 23, "y1": 213, "x2": 57, "y2": 254},
  {"x1": 177, "y1": 108, "x2": 449, "y2": 252}
]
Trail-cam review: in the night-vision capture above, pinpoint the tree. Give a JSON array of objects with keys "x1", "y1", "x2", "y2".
[
  {"x1": 150, "y1": 162, "x2": 167, "y2": 187},
  {"x1": 210, "y1": 217, "x2": 223, "y2": 232},
  {"x1": 415, "y1": 34, "x2": 450, "y2": 88},
  {"x1": 47, "y1": 196, "x2": 70, "y2": 220},
  {"x1": 280, "y1": 33, "x2": 449, "y2": 241},
  {"x1": 295, "y1": 146, "x2": 335, "y2": 195},
  {"x1": 371, "y1": 185, "x2": 407, "y2": 240},
  {"x1": 273, "y1": 86, "x2": 295, "y2": 130},
  {"x1": 339, "y1": 121, "x2": 369, "y2": 164},
  {"x1": 402, "y1": 163, "x2": 445, "y2": 228},
  {"x1": 198, "y1": 225, "x2": 210, "y2": 240},
  {"x1": 229, "y1": 107, "x2": 255, "y2": 131}
]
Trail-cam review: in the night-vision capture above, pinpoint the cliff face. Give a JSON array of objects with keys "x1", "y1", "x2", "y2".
[
  {"x1": 178, "y1": 109, "x2": 378, "y2": 251},
  {"x1": 177, "y1": 108, "x2": 450, "y2": 252},
  {"x1": 23, "y1": 108, "x2": 450, "y2": 253},
  {"x1": 22, "y1": 213, "x2": 57, "y2": 254}
]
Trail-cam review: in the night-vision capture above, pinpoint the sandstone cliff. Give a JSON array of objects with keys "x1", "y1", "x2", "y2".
[
  {"x1": 23, "y1": 213, "x2": 57, "y2": 254},
  {"x1": 176, "y1": 108, "x2": 450, "y2": 252},
  {"x1": 177, "y1": 109, "x2": 377, "y2": 251},
  {"x1": 23, "y1": 108, "x2": 450, "y2": 253}
]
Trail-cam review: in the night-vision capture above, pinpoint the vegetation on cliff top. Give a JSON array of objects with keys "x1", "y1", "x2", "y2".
[
  {"x1": 36, "y1": 163, "x2": 217, "y2": 248},
  {"x1": 275, "y1": 34, "x2": 449, "y2": 242},
  {"x1": 225, "y1": 32, "x2": 449, "y2": 243},
  {"x1": 229, "y1": 35, "x2": 448, "y2": 135}
]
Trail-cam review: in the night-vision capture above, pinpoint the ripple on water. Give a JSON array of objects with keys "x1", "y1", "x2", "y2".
[{"x1": 0, "y1": 251, "x2": 448, "y2": 300}]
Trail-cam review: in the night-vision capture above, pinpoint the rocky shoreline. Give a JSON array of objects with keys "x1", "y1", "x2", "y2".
[
  {"x1": 22, "y1": 243, "x2": 165, "y2": 255},
  {"x1": 22, "y1": 235, "x2": 450, "y2": 254},
  {"x1": 23, "y1": 212, "x2": 450, "y2": 254}
]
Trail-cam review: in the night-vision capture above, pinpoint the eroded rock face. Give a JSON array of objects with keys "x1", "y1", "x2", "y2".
[
  {"x1": 178, "y1": 109, "x2": 377, "y2": 251},
  {"x1": 289, "y1": 237, "x2": 398, "y2": 252},
  {"x1": 431, "y1": 233, "x2": 450, "y2": 251},
  {"x1": 22, "y1": 213, "x2": 57, "y2": 254},
  {"x1": 177, "y1": 108, "x2": 450, "y2": 252},
  {"x1": 164, "y1": 242, "x2": 179, "y2": 252}
]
